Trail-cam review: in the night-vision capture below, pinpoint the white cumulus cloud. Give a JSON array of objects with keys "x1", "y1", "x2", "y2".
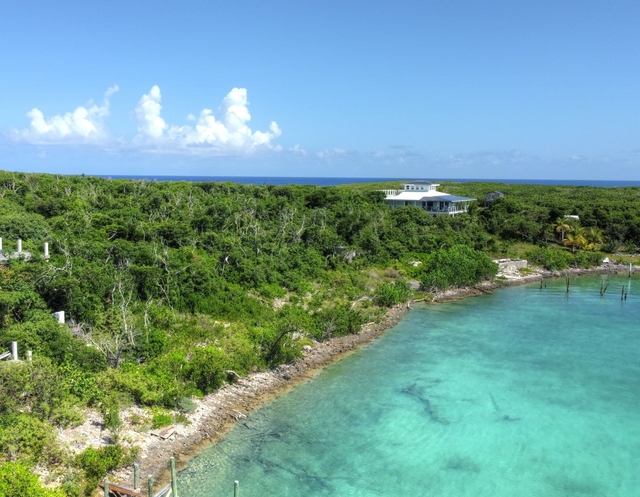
[
  {"x1": 134, "y1": 86, "x2": 282, "y2": 154},
  {"x1": 134, "y1": 85, "x2": 166, "y2": 140},
  {"x1": 13, "y1": 86, "x2": 118, "y2": 144}
]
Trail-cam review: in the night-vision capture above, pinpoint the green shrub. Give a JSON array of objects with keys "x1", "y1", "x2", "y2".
[
  {"x1": 0, "y1": 362, "x2": 30, "y2": 416},
  {"x1": 312, "y1": 305, "x2": 365, "y2": 339},
  {"x1": 580, "y1": 251, "x2": 605, "y2": 268},
  {"x1": 75, "y1": 444, "x2": 135, "y2": 496},
  {"x1": 373, "y1": 280, "x2": 411, "y2": 307},
  {"x1": 50, "y1": 401, "x2": 85, "y2": 429},
  {"x1": 525, "y1": 247, "x2": 572, "y2": 271},
  {"x1": 151, "y1": 413, "x2": 172, "y2": 429},
  {"x1": 184, "y1": 346, "x2": 231, "y2": 394},
  {"x1": 58, "y1": 363, "x2": 104, "y2": 406},
  {"x1": 177, "y1": 397, "x2": 197, "y2": 413},
  {"x1": 0, "y1": 213, "x2": 50, "y2": 242},
  {"x1": 420, "y1": 245, "x2": 498, "y2": 291},
  {"x1": 0, "y1": 415, "x2": 60, "y2": 466},
  {"x1": 97, "y1": 366, "x2": 183, "y2": 407},
  {"x1": 0, "y1": 462, "x2": 65, "y2": 497},
  {"x1": 257, "y1": 283, "x2": 286, "y2": 299}
]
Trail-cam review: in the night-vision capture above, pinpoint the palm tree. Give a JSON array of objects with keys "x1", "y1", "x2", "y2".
[
  {"x1": 586, "y1": 227, "x2": 604, "y2": 246},
  {"x1": 555, "y1": 218, "x2": 573, "y2": 242},
  {"x1": 564, "y1": 228, "x2": 587, "y2": 253}
]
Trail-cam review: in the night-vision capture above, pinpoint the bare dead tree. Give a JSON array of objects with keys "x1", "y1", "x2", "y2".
[
  {"x1": 112, "y1": 261, "x2": 137, "y2": 349},
  {"x1": 71, "y1": 262, "x2": 140, "y2": 368},
  {"x1": 38, "y1": 240, "x2": 73, "y2": 285},
  {"x1": 152, "y1": 240, "x2": 193, "y2": 310}
]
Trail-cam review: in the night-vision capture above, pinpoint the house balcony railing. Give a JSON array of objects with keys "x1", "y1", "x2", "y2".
[{"x1": 424, "y1": 205, "x2": 470, "y2": 214}]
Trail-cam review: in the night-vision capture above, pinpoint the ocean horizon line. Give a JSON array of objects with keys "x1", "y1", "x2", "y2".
[{"x1": 91, "y1": 175, "x2": 640, "y2": 188}]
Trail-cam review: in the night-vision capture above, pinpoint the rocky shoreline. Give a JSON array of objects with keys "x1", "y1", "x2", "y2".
[
  {"x1": 59, "y1": 262, "x2": 635, "y2": 492},
  {"x1": 59, "y1": 302, "x2": 411, "y2": 491}
]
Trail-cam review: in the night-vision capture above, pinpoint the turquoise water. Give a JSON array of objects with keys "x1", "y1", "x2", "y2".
[{"x1": 179, "y1": 276, "x2": 640, "y2": 496}]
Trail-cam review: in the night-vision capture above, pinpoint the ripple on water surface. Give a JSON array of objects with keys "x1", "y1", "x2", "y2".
[{"x1": 179, "y1": 276, "x2": 640, "y2": 496}]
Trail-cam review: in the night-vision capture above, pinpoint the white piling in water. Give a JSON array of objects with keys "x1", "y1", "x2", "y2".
[
  {"x1": 17, "y1": 239, "x2": 22, "y2": 253},
  {"x1": 44, "y1": 242, "x2": 49, "y2": 259},
  {"x1": 11, "y1": 342, "x2": 18, "y2": 361}
]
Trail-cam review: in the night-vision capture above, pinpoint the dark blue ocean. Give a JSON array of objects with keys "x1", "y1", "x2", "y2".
[{"x1": 96, "y1": 176, "x2": 640, "y2": 187}]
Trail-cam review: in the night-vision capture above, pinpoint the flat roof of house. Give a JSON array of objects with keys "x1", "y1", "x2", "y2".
[
  {"x1": 404, "y1": 180, "x2": 438, "y2": 185},
  {"x1": 429, "y1": 194, "x2": 476, "y2": 202}
]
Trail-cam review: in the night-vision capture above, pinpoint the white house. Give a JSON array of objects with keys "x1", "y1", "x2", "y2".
[{"x1": 383, "y1": 181, "x2": 476, "y2": 216}]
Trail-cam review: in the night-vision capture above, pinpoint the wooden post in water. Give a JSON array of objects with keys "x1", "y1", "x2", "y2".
[
  {"x1": 147, "y1": 475, "x2": 153, "y2": 497},
  {"x1": 234, "y1": 480, "x2": 239, "y2": 497},
  {"x1": 565, "y1": 275, "x2": 570, "y2": 293},
  {"x1": 629, "y1": 263, "x2": 632, "y2": 278},
  {"x1": 625, "y1": 280, "x2": 629, "y2": 300},
  {"x1": 104, "y1": 477, "x2": 109, "y2": 497},
  {"x1": 170, "y1": 457, "x2": 178, "y2": 497},
  {"x1": 133, "y1": 462, "x2": 139, "y2": 491}
]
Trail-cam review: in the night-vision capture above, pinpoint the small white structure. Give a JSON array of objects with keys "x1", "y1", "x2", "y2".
[
  {"x1": 52, "y1": 311, "x2": 65, "y2": 324},
  {"x1": 564, "y1": 215, "x2": 580, "y2": 220},
  {"x1": 0, "y1": 342, "x2": 33, "y2": 362},
  {"x1": 383, "y1": 181, "x2": 476, "y2": 216},
  {"x1": 1, "y1": 342, "x2": 19, "y2": 361},
  {"x1": 0, "y1": 239, "x2": 50, "y2": 263}
]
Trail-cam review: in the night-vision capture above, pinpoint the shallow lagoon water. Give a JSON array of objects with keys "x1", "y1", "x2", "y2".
[{"x1": 179, "y1": 276, "x2": 640, "y2": 496}]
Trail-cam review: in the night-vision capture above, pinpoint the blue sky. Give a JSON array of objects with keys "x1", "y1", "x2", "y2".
[{"x1": 1, "y1": 0, "x2": 639, "y2": 179}]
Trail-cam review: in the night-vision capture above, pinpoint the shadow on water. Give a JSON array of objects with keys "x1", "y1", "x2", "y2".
[{"x1": 400, "y1": 383, "x2": 450, "y2": 425}]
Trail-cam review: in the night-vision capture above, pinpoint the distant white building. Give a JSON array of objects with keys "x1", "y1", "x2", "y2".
[{"x1": 383, "y1": 181, "x2": 476, "y2": 216}]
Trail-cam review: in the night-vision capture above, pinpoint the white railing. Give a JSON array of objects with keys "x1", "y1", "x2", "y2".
[{"x1": 381, "y1": 189, "x2": 399, "y2": 197}]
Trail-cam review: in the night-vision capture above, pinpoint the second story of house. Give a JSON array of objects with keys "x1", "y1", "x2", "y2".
[{"x1": 382, "y1": 181, "x2": 439, "y2": 197}]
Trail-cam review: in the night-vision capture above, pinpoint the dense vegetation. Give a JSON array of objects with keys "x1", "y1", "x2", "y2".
[{"x1": 1, "y1": 171, "x2": 638, "y2": 494}]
